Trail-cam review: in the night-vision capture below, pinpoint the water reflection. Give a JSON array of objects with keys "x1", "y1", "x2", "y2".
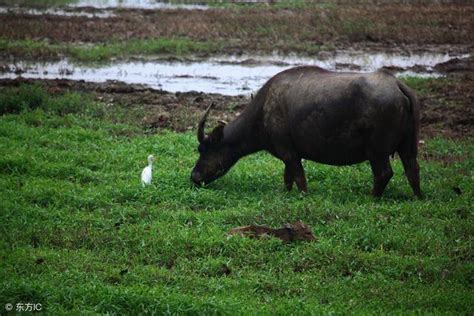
[{"x1": 1, "y1": 52, "x2": 468, "y2": 96}]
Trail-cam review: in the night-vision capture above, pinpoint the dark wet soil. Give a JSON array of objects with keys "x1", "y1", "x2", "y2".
[
  {"x1": 419, "y1": 77, "x2": 474, "y2": 138},
  {"x1": 417, "y1": 57, "x2": 474, "y2": 138}
]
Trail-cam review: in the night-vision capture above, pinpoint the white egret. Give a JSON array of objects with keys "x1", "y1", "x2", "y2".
[{"x1": 141, "y1": 155, "x2": 154, "y2": 187}]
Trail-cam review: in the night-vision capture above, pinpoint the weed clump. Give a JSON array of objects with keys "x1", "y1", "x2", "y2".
[
  {"x1": 0, "y1": 83, "x2": 117, "y2": 120},
  {"x1": 0, "y1": 84, "x2": 47, "y2": 114}
]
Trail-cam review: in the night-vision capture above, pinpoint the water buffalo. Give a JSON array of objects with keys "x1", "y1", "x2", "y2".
[{"x1": 191, "y1": 66, "x2": 421, "y2": 197}]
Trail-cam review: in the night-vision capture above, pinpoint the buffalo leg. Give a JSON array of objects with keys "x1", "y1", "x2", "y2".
[
  {"x1": 369, "y1": 157, "x2": 393, "y2": 197},
  {"x1": 274, "y1": 143, "x2": 307, "y2": 192},
  {"x1": 287, "y1": 160, "x2": 307, "y2": 193},
  {"x1": 398, "y1": 146, "x2": 422, "y2": 198},
  {"x1": 284, "y1": 164, "x2": 295, "y2": 191}
]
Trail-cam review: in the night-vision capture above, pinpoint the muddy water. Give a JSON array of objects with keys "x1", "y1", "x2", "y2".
[
  {"x1": 0, "y1": 0, "x2": 208, "y2": 17},
  {"x1": 1, "y1": 52, "x2": 468, "y2": 96},
  {"x1": 0, "y1": 7, "x2": 115, "y2": 18},
  {"x1": 70, "y1": 0, "x2": 209, "y2": 10},
  {"x1": 224, "y1": 51, "x2": 470, "y2": 72}
]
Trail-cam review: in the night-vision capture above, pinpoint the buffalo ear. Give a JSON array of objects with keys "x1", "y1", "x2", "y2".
[{"x1": 207, "y1": 124, "x2": 225, "y2": 144}]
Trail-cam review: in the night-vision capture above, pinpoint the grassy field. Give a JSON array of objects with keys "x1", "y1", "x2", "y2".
[
  {"x1": 1, "y1": 3, "x2": 472, "y2": 61},
  {"x1": 0, "y1": 84, "x2": 473, "y2": 313},
  {"x1": 0, "y1": 38, "x2": 220, "y2": 62}
]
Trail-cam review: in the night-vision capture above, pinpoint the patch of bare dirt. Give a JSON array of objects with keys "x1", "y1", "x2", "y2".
[{"x1": 418, "y1": 67, "x2": 474, "y2": 138}]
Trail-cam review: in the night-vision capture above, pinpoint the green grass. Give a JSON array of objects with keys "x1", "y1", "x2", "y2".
[
  {"x1": 0, "y1": 84, "x2": 473, "y2": 313},
  {"x1": 400, "y1": 75, "x2": 454, "y2": 94},
  {"x1": 0, "y1": 38, "x2": 220, "y2": 62}
]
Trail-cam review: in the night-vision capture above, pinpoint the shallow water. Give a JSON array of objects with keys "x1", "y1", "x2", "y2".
[
  {"x1": 0, "y1": 7, "x2": 115, "y2": 17},
  {"x1": 1, "y1": 52, "x2": 468, "y2": 96},
  {"x1": 0, "y1": 0, "x2": 209, "y2": 14},
  {"x1": 70, "y1": 0, "x2": 209, "y2": 10},
  {"x1": 217, "y1": 51, "x2": 468, "y2": 71}
]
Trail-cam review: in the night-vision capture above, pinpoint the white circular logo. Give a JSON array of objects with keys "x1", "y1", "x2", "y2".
[{"x1": 5, "y1": 303, "x2": 13, "y2": 311}]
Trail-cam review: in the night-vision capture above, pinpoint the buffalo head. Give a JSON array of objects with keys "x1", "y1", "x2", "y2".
[{"x1": 191, "y1": 103, "x2": 235, "y2": 186}]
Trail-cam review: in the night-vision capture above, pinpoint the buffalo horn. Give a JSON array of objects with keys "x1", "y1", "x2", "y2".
[{"x1": 197, "y1": 102, "x2": 215, "y2": 143}]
